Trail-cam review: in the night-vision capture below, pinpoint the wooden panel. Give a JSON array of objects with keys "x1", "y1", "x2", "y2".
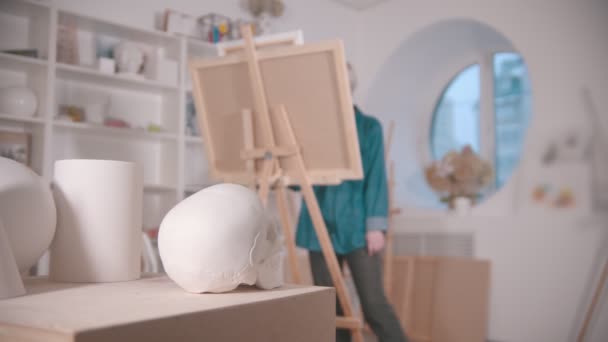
[
  {"x1": 189, "y1": 41, "x2": 362, "y2": 186},
  {"x1": 431, "y1": 258, "x2": 490, "y2": 342},
  {"x1": 388, "y1": 256, "x2": 410, "y2": 331},
  {"x1": 387, "y1": 256, "x2": 490, "y2": 342},
  {"x1": 411, "y1": 258, "x2": 436, "y2": 339}
]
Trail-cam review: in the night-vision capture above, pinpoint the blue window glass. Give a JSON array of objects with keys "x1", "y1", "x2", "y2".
[
  {"x1": 430, "y1": 53, "x2": 531, "y2": 190},
  {"x1": 431, "y1": 64, "x2": 480, "y2": 160},
  {"x1": 493, "y1": 52, "x2": 532, "y2": 188}
]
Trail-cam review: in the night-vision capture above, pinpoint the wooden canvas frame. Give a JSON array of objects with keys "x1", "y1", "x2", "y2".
[
  {"x1": 190, "y1": 40, "x2": 362, "y2": 186},
  {"x1": 217, "y1": 30, "x2": 303, "y2": 56}
]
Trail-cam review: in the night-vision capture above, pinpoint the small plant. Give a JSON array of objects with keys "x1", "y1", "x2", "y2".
[{"x1": 424, "y1": 145, "x2": 494, "y2": 207}]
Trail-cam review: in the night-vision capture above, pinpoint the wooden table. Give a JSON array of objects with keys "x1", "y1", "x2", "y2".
[{"x1": 0, "y1": 275, "x2": 335, "y2": 342}]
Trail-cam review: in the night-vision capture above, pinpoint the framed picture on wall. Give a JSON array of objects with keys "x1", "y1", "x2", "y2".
[{"x1": 0, "y1": 131, "x2": 31, "y2": 166}]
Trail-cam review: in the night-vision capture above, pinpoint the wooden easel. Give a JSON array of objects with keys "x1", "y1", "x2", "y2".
[
  {"x1": 383, "y1": 121, "x2": 401, "y2": 295},
  {"x1": 238, "y1": 25, "x2": 364, "y2": 342}
]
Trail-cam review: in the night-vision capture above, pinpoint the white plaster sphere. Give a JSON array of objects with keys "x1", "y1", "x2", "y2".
[
  {"x1": 0, "y1": 157, "x2": 56, "y2": 272},
  {"x1": 158, "y1": 183, "x2": 274, "y2": 293}
]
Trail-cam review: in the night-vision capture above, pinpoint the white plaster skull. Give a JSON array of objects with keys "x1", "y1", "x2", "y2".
[{"x1": 158, "y1": 183, "x2": 283, "y2": 293}]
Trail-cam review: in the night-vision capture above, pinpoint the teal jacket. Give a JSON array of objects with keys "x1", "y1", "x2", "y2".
[{"x1": 295, "y1": 106, "x2": 389, "y2": 255}]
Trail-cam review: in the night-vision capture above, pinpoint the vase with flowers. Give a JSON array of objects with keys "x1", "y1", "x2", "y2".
[{"x1": 424, "y1": 145, "x2": 494, "y2": 210}]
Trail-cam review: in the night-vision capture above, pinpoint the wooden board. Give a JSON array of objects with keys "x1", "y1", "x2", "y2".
[
  {"x1": 388, "y1": 256, "x2": 490, "y2": 342},
  {"x1": 189, "y1": 40, "x2": 362, "y2": 186},
  {"x1": 0, "y1": 276, "x2": 335, "y2": 342}
]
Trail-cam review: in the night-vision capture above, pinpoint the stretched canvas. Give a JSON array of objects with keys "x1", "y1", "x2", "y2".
[{"x1": 189, "y1": 40, "x2": 362, "y2": 185}]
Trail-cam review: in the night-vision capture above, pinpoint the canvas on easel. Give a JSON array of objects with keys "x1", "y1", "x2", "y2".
[
  {"x1": 190, "y1": 26, "x2": 365, "y2": 342},
  {"x1": 189, "y1": 41, "x2": 362, "y2": 185}
]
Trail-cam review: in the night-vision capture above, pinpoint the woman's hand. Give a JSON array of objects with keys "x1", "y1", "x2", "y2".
[{"x1": 366, "y1": 230, "x2": 385, "y2": 255}]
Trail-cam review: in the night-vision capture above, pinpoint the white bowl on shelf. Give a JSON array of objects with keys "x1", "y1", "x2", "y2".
[{"x1": 0, "y1": 87, "x2": 38, "y2": 117}]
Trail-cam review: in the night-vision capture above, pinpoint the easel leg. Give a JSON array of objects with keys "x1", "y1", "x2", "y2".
[
  {"x1": 577, "y1": 256, "x2": 608, "y2": 342},
  {"x1": 274, "y1": 104, "x2": 364, "y2": 342},
  {"x1": 276, "y1": 185, "x2": 302, "y2": 284},
  {"x1": 242, "y1": 109, "x2": 256, "y2": 190}
]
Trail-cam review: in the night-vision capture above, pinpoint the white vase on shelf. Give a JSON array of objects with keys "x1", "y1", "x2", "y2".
[
  {"x1": 0, "y1": 87, "x2": 38, "y2": 117},
  {"x1": 451, "y1": 196, "x2": 472, "y2": 216},
  {"x1": 114, "y1": 42, "x2": 144, "y2": 77}
]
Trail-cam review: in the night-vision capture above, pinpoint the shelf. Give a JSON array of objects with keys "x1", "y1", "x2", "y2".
[
  {"x1": 53, "y1": 120, "x2": 178, "y2": 141},
  {"x1": 144, "y1": 184, "x2": 177, "y2": 193},
  {"x1": 0, "y1": 113, "x2": 45, "y2": 124},
  {"x1": 0, "y1": 0, "x2": 50, "y2": 17},
  {"x1": 56, "y1": 62, "x2": 178, "y2": 94},
  {"x1": 0, "y1": 52, "x2": 47, "y2": 72},
  {"x1": 185, "y1": 135, "x2": 203, "y2": 144},
  {"x1": 58, "y1": 9, "x2": 178, "y2": 48},
  {"x1": 187, "y1": 38, "x2": 218, "y2": 57}
]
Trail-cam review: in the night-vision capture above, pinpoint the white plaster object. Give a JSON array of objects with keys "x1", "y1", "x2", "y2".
[
  {"x1": 50, "y1": 159, "x2": 143, "y2": 282},
  {"x1": 0, "y1": 157, "x2": 56, "y2": 273},
  {"x1": 0, "y1": 219, "x2": 26, "y2": 300},
  {"x1": 158, "y1": 183, "x2": 283, "y2": 293},
  {"x1": 0, "y1": 87, "x2": 38, "y2": 117},
  {"x1": 114, "y1": 42, "x2": 144, "y2": 75}
]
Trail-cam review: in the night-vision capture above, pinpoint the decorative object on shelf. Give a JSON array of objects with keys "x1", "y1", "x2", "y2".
[
  {"x1": 424, "y1": 145, "x2": 493, "y2": 209},
  {"x1": 158, "y1": 183, "x2": 283, "y2": 293},
  {"x1": 57, "y1": 105, "x2": 85, "y2": 122},
  {"x1": 50, "y1": 159, "x2": 143, "y2": 283},
  {"x1": 198, "y1": 13, "x2": 234, "y2": 43},
  {"x1": 452, "y1": 196, "x2": 472, "y2": 215},
  {"x1": 520, "y1": 163, "x2": 590, "y2": 214},
  {"x1": 0, "y1": 219, "x2": 25, "y2": 299},
  {"x1": 0, "y1": 157, "x2": 57, "y2": 298},
  {"x1": 144, "y1": 48, "x2": 178, "y2": 85},
  {"x1": 542, "y1": 129, "x2": 590, "y2": 165},
  {"x1": 185, "y1": 93, "x2": 199, "y2": 136},
  {"x1": 114, "y1": 42, "x2": 144, "y2": 77},
  {"x1": 104, "y1": 117, "x2": 130, "y2": 128},
  {"x1": 57, "y1": 19, "x2": 79, "y2": 65},
  {"x1": 146, "y1": 123, "x2": 163, "y2": 133},
  {"x1": 1, "y1": 49, "x2": 39, "y2": 58},
  {"x1": 163, "y1": 9, "x2": 202, "y2": 39},
  {"x1": 96, "y1": 57, "x2": 116, "y2": 74},
  {"x1": 0, "y1": 87, "x2": 38, "y2": 117},
  {"x1": 163, "y1": 9, "x2": 259, "y2": 43},
  {"x1": 0, "y1": 131, "x2": 31, "y2": 166},
  {"x1": 77, "y1": 31, "x2": 96, "y2": 67},
  {"x1": 531, "y1": 184, "x2": 576, "y2": 208}
]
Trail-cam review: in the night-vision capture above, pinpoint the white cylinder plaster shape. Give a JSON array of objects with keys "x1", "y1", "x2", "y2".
[
  {"x1": 0, "y1": 157, "x2": 56, "y2": 273},
  {"x1": 0, "y1": 219, "x2": 26, "y2": 299},
  {"x1": 50, "y1": 159, "x2": 143, "y2": 282}
]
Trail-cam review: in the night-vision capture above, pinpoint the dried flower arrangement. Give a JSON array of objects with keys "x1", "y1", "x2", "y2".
[{"x1": 424, "y1": 145, "x2": 494, "y2": 207}]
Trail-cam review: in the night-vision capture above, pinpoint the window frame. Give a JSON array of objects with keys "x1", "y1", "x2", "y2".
[{"x1": 428, "y1": 50, "x2": 528, "y2": 193}]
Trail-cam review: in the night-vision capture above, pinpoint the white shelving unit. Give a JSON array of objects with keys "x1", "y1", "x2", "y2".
[{"x1": 0, "y1": 0, "x2": 217, "y2": 230}]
